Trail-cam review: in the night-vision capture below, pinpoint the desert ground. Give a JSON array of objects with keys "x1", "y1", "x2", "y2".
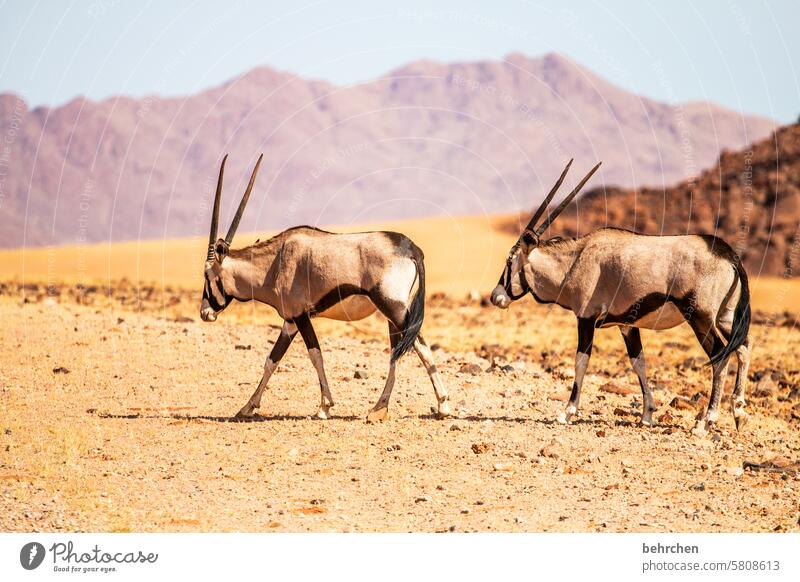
[{"x1": 1, "y1": 215, "x2": 799, "y2": 532}]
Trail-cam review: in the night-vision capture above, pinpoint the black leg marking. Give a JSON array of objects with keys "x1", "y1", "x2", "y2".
[
  {"x1": 560, "y1": 317, "x2": 595, "y2": 423},
  {"x1": 620, "y1": 327, "x2": 656, "y2": 425}
]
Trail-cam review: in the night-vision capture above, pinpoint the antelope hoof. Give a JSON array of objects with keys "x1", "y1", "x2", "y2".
[
  {"x1": 435, "y1": 401, "x2": 452, "y2": 419},
  {"x1": 639, "y1": 416, "x2": 654, "y2": 428},
  {"x1": 235, "y1": 403, "x2": 258, "y2": 419},
  {"x1": 366, "y1": 407, "x2": 389, "y2": 423},
  {"x1": 733, "y1": 408, "x2": 749, "y2": 432},
  {"x1": 691, "y1": 420, "x2": 708, "y2": 437},
  {"x1": 557, "y1": 405, "x2": 577, "y2": 425},
  {"x1": 315, "y1": 405, "x2": 332, "y2": 420}
]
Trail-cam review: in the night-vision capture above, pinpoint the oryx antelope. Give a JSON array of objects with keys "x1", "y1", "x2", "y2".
[
  {"x1": 200, "y1": 155, "x2": 450, "y2": 421},
  {"x1": 490, "y1": 160, "x2": 752, "y2": 434}
]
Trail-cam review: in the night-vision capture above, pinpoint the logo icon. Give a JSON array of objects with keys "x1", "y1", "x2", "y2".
[{"x1": 20, "y1": 542, "x2": 46, "y2": 570}]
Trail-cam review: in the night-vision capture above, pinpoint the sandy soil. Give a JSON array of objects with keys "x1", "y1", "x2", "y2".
[{"x1": 1, "y1": 285, "x2": 798, "y2": 533}]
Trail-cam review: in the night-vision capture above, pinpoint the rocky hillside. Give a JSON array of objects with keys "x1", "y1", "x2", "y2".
[
  {"x1": 503, "y1": 124, "x2": 800, "y2": 276},
  {"x1": 0, "y1": 52, "x2": 774, "y2": 248}
]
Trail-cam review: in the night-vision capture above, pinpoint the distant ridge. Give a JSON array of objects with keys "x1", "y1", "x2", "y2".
[
  {"x1": 0, "y1": 52, "x2": 775, "y2": 248},
  {"x1": 503, "y1": 124, "x2": 799, "y2": 276}
]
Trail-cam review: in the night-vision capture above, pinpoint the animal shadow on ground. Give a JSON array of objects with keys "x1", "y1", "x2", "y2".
[{"x1": 93, "y1": 411, "x2": 360, "y2": 423}]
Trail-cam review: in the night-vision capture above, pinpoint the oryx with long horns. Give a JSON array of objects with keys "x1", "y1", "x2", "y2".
[
  {"x1": 201, "y1": 155, "x2": 451, "y2": 421},
  {"x1": 490, "y1": 160, "x2": 752, "y2": 434}
]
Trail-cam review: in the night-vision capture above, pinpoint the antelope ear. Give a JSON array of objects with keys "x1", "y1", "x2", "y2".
[
  {"x1": 214, "y1": 239, "x2": 229, "y2": 260},
  {"x1": 521, "y1": 230, "x2": 539, "y2": 246}
]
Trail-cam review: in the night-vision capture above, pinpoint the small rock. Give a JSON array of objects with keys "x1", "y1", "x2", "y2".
[
  {"x1": 657, "y1": 411, "x2": 674, "y2": 424},
  {"x1": 460, "y1": 508, "x2": 471, "y2": 515},
  {"x1": 753, "y1": 375, "x2": 778, "y2": 398},
  {"x1": 670, "y1": 396, "x2": 694, "y2": 410},
  {"x1": 415, "y1": 496, "x2": 431, "y2": 503},
  {"x1": 689, "y1": 482, "x2": 705, "y2": 491},
  {"x1": 52, "y1": 366, "x2": 70, "y2": 374},
  {"x1": 459, "y1": 363, "x2": 482, "y2": 376},
  {"x1": 596, "y1": 430, "x2": 606, "y2": 437},
  {"x1": 493, "y1": 463, "x2": 513, "y2": 472},
  {"x1": 386, "y1": 443, "x2": 402, "y2": 451},
  {"x1": 354, "y1": 370, "x2": 369, "y2": 380},
  {"x1": 539, "y1": 443, "x2": 560, "y2": 459},
  {"x1": 234, "y1": 344, "x2": 251, "y2": 350},
  {"x1": 471, "y1": 442, "x2": 493, "y2": 455},
  {"x1": 448, "y1": 423, "x2": 462, "y2": 432},
  {"x1": 613, "y1": 407, "x2": 629, "y2": 417},
  {"x1": 600, "y1": 382, "x2": 635, "y2": 396}
]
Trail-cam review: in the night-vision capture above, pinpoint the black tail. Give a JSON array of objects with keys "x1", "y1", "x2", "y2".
[
  {"x1": 390, "y1": 258, "x2": 425, "y2": 363},
  {"x1": 709, "y1": 261, "x2": 751, "y2": 366}
]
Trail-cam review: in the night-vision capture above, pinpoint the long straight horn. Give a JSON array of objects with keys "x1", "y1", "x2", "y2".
[
  {"x1": 535, "y1": 161, "x2": 602, "y2": 236},
  {"x1": 224, "y1": 153, "x2": 263, "y2": 245},
  {"x1": 208, "y1": 154, "x2": 228, "y2": 260},
  {"x1": 524, "y1": 159, "x2": 573, "y2": 232}
]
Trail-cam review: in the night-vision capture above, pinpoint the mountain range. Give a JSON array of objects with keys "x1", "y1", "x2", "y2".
[{"x1": 0, "y1": 52, "x2": 775, "y2": 248}]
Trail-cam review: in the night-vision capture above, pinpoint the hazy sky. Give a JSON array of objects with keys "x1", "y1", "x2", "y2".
[{"x1": 1, "y1": 0, "x2": 798, "y2": 122}]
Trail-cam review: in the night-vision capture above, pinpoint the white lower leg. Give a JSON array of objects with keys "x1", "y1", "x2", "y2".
[{"x1": 308, "y1": 348, "x2": 334, "y2": 419}]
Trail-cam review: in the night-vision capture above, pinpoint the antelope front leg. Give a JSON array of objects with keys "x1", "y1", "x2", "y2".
[
  {"x1": 236, "y1": 321, "x2": 297, "y2": 418},
  {"x1": 558, "y1": 317, "x2": 595, "y2": 424},
  {"x1": 295, "y1": 314, "x2": 334, "y2": 419}
]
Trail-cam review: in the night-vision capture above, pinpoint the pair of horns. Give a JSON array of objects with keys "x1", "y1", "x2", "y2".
[
  {"x1": 522, "y1": 159, "x2": 602, "y2": 238},
  {"x1": 208, "y1": 154, "x2": 263, "y2": 259}
]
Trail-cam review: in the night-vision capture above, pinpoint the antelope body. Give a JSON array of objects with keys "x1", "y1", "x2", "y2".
[
  {"x1": 491, "y1": 161, "x2": 752, "y2": 434},
  {"x1": 201, "y1": 155, "x2": 450, "y2": 421}
]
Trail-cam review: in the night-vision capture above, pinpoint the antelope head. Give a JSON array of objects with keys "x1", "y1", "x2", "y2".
[
  {"x1": 491, "y1": 159, "x2": 601, "y2": 309},
  {"x1": 200, "y1": 154, "x2": 263, "y2": 322}
]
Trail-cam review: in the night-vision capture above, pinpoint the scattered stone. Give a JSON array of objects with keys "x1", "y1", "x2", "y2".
[
  {"x1": 234, "y1": 344, "x2": 251, "y2": 350},
  {"x1": 386, "y1": 444, "x2": 402, "y2": 451},
  {"x1": 539, "y1": 442, "x2": 560, "y2": 459},
  {"x1": 690, "y1": 482, "x2": 705, "y2": 491},
  {"x1": 52, "y1": 366, "x2": 70, "y2": 374},
  {"x1": 471, "y1": 442, "x2": 493, "y2": 455},
  {"x1": 310, "y1": 498, "x2": 324, "y2": 505},
  {"x1": 415, "y1": 496, "x2": 431, "y2": 503},
  {"x1": 596, "y1": 430, "x2": 606, "y2": 437},
  {"x1": 600, "y1": 382, "x2": 635, "y2": 396},
  {"x1": 493, "y1": 463, "x2": 513, "y2": 472},
  {"x1": 752, "y1": 375, "x2": 778, "y2": 398},
  {"x1": 459, "y1": 363, "x2": 482, "y2": 376},
  {"x1": 460, "y1": 508, "x2": 471, "y2": 515},
  {"x1": 354, "y1": 370, "x2": 369, "y2": 380},
  {"x1": 743, "y1": 457, "x2": 800, "y2": 476},
  {"x1": 613, "y1": 407, "x2": 629, "y2": 417},
  {"x1": 448, "y1": 423, "x2": 462, "y2": 432},
  {"x1": 657, "y1": 411, "x2": 674, "y2": 424},
  {"x1": 670, "y1": 396, "x2": 694, "y2": 410}
]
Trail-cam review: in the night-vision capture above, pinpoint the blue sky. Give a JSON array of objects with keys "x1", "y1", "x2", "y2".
[{"x1": 1, "y1": 0, "x2": 798, "y2": 122}]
